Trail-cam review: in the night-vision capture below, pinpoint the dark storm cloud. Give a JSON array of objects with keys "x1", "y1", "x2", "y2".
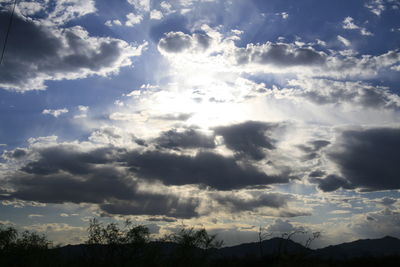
[
  {"x1": 2, "y1": 145, "x2": 201, "y2": 218},
  {"x1": 5, "y1": 167, "x2": 136, "y2": 204},
  {"x1": 328, "y1": 128, "x2": 400, "y2": 191},
  {"x1": 154, "y1": 128, "x2": 215, "y2": 149},
  {"x1": 213, "y1": 193, "x2": 291, "y2": 212},
  {"x1": 4, "y1": 164, "x2": 200, "y2": 219},
  {"x1": 147, "y1": 217, "x2": 178, "y2": 223},
  {"x1": 122, "y1": 150, "x2": 290, "y2": 190},
  {"x1": 235, "y1": 42, "x2": 326, "y2": 66},
  {"x1": 311, "y1": 174, "x2": 354, "y2": 192},
  {"x1": 214, "y1": 121, "x2": 277, "y2": 160},
  {"x1": 20, "y1": 145, "x2": 122, "y2": 175},
  {"x1": 158, "y1": 31, "x2": 212, "y2": 54},
  {"x1": 278, "y1": 210, "x2": 312, "y2": 217},
  {"x1": 5, "y1": 169, "x2": 199, "y2": 218},
  {"x1": 308, "y1": 170, "x2": 326, "y2": 178},
  {"x1": 100, "y1": 196, "x2": 199, "y2": 219},
  {"x1": 0, "y1": 12, "x2": 141, "y2": 91}
]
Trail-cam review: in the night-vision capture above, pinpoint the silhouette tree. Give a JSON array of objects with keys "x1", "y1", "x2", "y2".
[
  {"x1": 0, "y1": 225, "x2": 17, "y2": 250},
  {"x1": 305, "y1": 232, "x2": 321, "y2": 249}
]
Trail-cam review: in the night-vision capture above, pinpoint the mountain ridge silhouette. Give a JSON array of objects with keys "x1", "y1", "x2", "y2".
[{"x1": 55, "y1": 235, "x2": 400, "y2": 260}]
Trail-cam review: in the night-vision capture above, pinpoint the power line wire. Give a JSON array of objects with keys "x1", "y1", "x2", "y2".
[{"x1": 0, "y1": 0, "x2": 18, "y2": 65}]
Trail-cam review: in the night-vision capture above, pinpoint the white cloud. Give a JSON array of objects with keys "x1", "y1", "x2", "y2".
[
  {"x1": 42, "y1": 108, "x2": 69, "y2": 118},
  {"x1": 316, "y1": 39, "x2": 327, "y2": 46},
  {"x1": 127, "y1": 0, "x2": 150, "y2": 12},
  {"x1": 109, "y1": 112, "x2": 144, "y2": 121},
  {"x1": 125, "y1": 12, "x2": 143, "y2": 26},
  {"x1": 74, "y1": 105, "x2": 89, "y2": 119},
  {"x1": 150, "y1": 9, "x2": 164, "y2": 20},
  {"x1": 360, "y1": 28, "x2": 373, "y2": 36},
  {"x1": 365, "y1": 0, "x2": 385, "y2": 16},
  {"x1": 28, "y1": 214, "x2": 43, "y2": 218},
  {"x1": 342, "y1": 17, "x2": 373, "y2": 36},
  {"x1": 105, "y1": 19, "x2": 122, "y2": 26},
  {"x1": 43, "y1": 0, "x2": 97, "y2": 26},
  {"x1": 337, "y1": 35, "x2": 351, "y2": 46},
  {"x1": 78, "y1": 105, "x2": 89, "y2": 112},
  {"x1": 276, "y1": 12, "x2": 289, "y2": 19},
  {"x1": 17, "y1": 1, "x2": 45, "y2": 15},
  {"x1": 160, "y1": 1, "x2": 174, "y2": 14},
  {"x1": 342, "y1": 17, "x2": 359, "y2": 30}
]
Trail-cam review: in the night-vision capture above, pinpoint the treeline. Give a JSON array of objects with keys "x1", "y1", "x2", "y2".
[{"x1": 1, "y1": 219, "x2": 399, "y2": 267}]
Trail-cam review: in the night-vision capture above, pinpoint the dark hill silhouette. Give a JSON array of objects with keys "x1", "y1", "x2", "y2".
[
  {"x1": 54, "y1": 235, "x2": 400, "y2": 260},
  {"x1": 311, "y1": 236, "x2": 400, "y2": 259},
  {"x1": 213, "y1": 237, "x2": 311, "y2": 258}
]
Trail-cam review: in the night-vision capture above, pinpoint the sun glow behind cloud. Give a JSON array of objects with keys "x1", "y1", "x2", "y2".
[{"x1": 1, "y1": 0, "x2": 400, "y2": 248}]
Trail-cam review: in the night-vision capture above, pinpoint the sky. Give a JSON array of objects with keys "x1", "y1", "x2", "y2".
[{"x1": 0, "y1": 0, "x2": 399, "y2": 248}]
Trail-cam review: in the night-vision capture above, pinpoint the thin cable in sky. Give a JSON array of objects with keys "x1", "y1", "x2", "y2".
[{"x1": 0, "y1": 0, "x2": 18, "y2": 65}]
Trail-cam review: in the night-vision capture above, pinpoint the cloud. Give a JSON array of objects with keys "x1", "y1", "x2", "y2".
[
  {"x1": 380, "y1": 197, "x2": 397, "y2": 206},
  {"x1": 2, "y1": 143, "x2": 200, "y2": 218},
  {"x1": 214, "y1": 121, "x2": 277, "y2": 160},
  {"x1": 100, "y1": 195, "x2": 199, "y2": 218},
  {"x1": 276, "y1": 12, "x2": 289, "y2": 19},
  {"x1": 74, "y1": 105, "x2": 89, "y2": 118},
  {"x1": 125, "y1": 12, "x2": 143, "y2": 26},
  {"x1": 234, "y1": 42, "x2": 326, "y2": 66},
  {"x1": 127, "y1": 0, "x2": 150, "y2": 12},
  {"x1": 365, "y1": 0, "x2": 385, "y2": 16},
  {"x1": 151, "y1": 113, "x2": 192, "y2": 121},
  {"x1": 19, "y1": 145, "x2": 121, "y2": 176},
  {"x1": 105, "y1": 19, "x2": 123, "y2": 27},
  {"x1": 298, "y1": 140, "x2": 331, "y2": 160},
  {"x1": 342, "y1": 17, "x2": 373, "y2": 36},
  {"x1": 150, "y1": 9, "x2": 163, "y2": 20},
  {"x1": 266, "y1": 219, "x2": 301, "y2": 234},
  {"x1": 351, "y1": 209, "x2": 400, "y2": 239},
  {"x1": 123, "y1": 150, "x2": 290, "y2": 190},
  {"x1": 0, "y1": 12, "x2": 146, "y2": 91},
  {"x1": 342, "y1": 17, "x2": 359, "y2": 30},
  {"x1": 160, "y1": 1, "x2": 174, "y2": 14},
  {"x1": 328, "y1": 127, "x2": 400, "y2": 191},
  {"x1": 311, "y1": 174, "x2": 354, "y2": 192},
  {"x1": 5, "y1": 168, "x2": 136, "y2": 204},
  {"x1": 158, "y1": 26, "x2": 400, "y2": 80},
  {"x1": 213, "y1": 192, "x2": 291, "y2": 212},
  {"x1": 28, "y1": 214, "x2": 43, "y2": 218},
  {"x1": 1, "y1": 0, "x2": 97, "y2": 26},
  {"x1": 2, "y1": 148, "x2": 27, "y2": 160},
  {"x1": 42, "y1": 108, "x2": 69, "y2": 118},
  {"x1": 154, "y1": 128, "x2": 215, "y2": 149},
  {"x1": 337, "y1": 35, "x2": 351, "y2": 47},
  {"x1": 287, "y1": 79, "x2": 400, "y2": 109},
  {"x1": 158, "y1": 31, "x2": 212, "y2": 54},
  {"x1": 2, "y1": 139, "x2": 293, "y2": 217}
]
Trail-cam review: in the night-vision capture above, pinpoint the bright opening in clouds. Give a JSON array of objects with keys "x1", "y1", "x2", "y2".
[{"x1": 0, "y1": 0, "x2": 399, "y2": 248}]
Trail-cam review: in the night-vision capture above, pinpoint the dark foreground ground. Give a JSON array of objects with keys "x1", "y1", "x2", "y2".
[
  {"x1": 2, "y1": 222, "x2": 400, "y2": 267},
  {"x1": 1, "y1": 242, "x2": 400, "y2": 267}
]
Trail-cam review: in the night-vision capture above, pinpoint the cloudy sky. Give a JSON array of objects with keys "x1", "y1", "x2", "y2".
[{"x1": 0, "y1": 0, "x2": 400, "y2": 248}]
